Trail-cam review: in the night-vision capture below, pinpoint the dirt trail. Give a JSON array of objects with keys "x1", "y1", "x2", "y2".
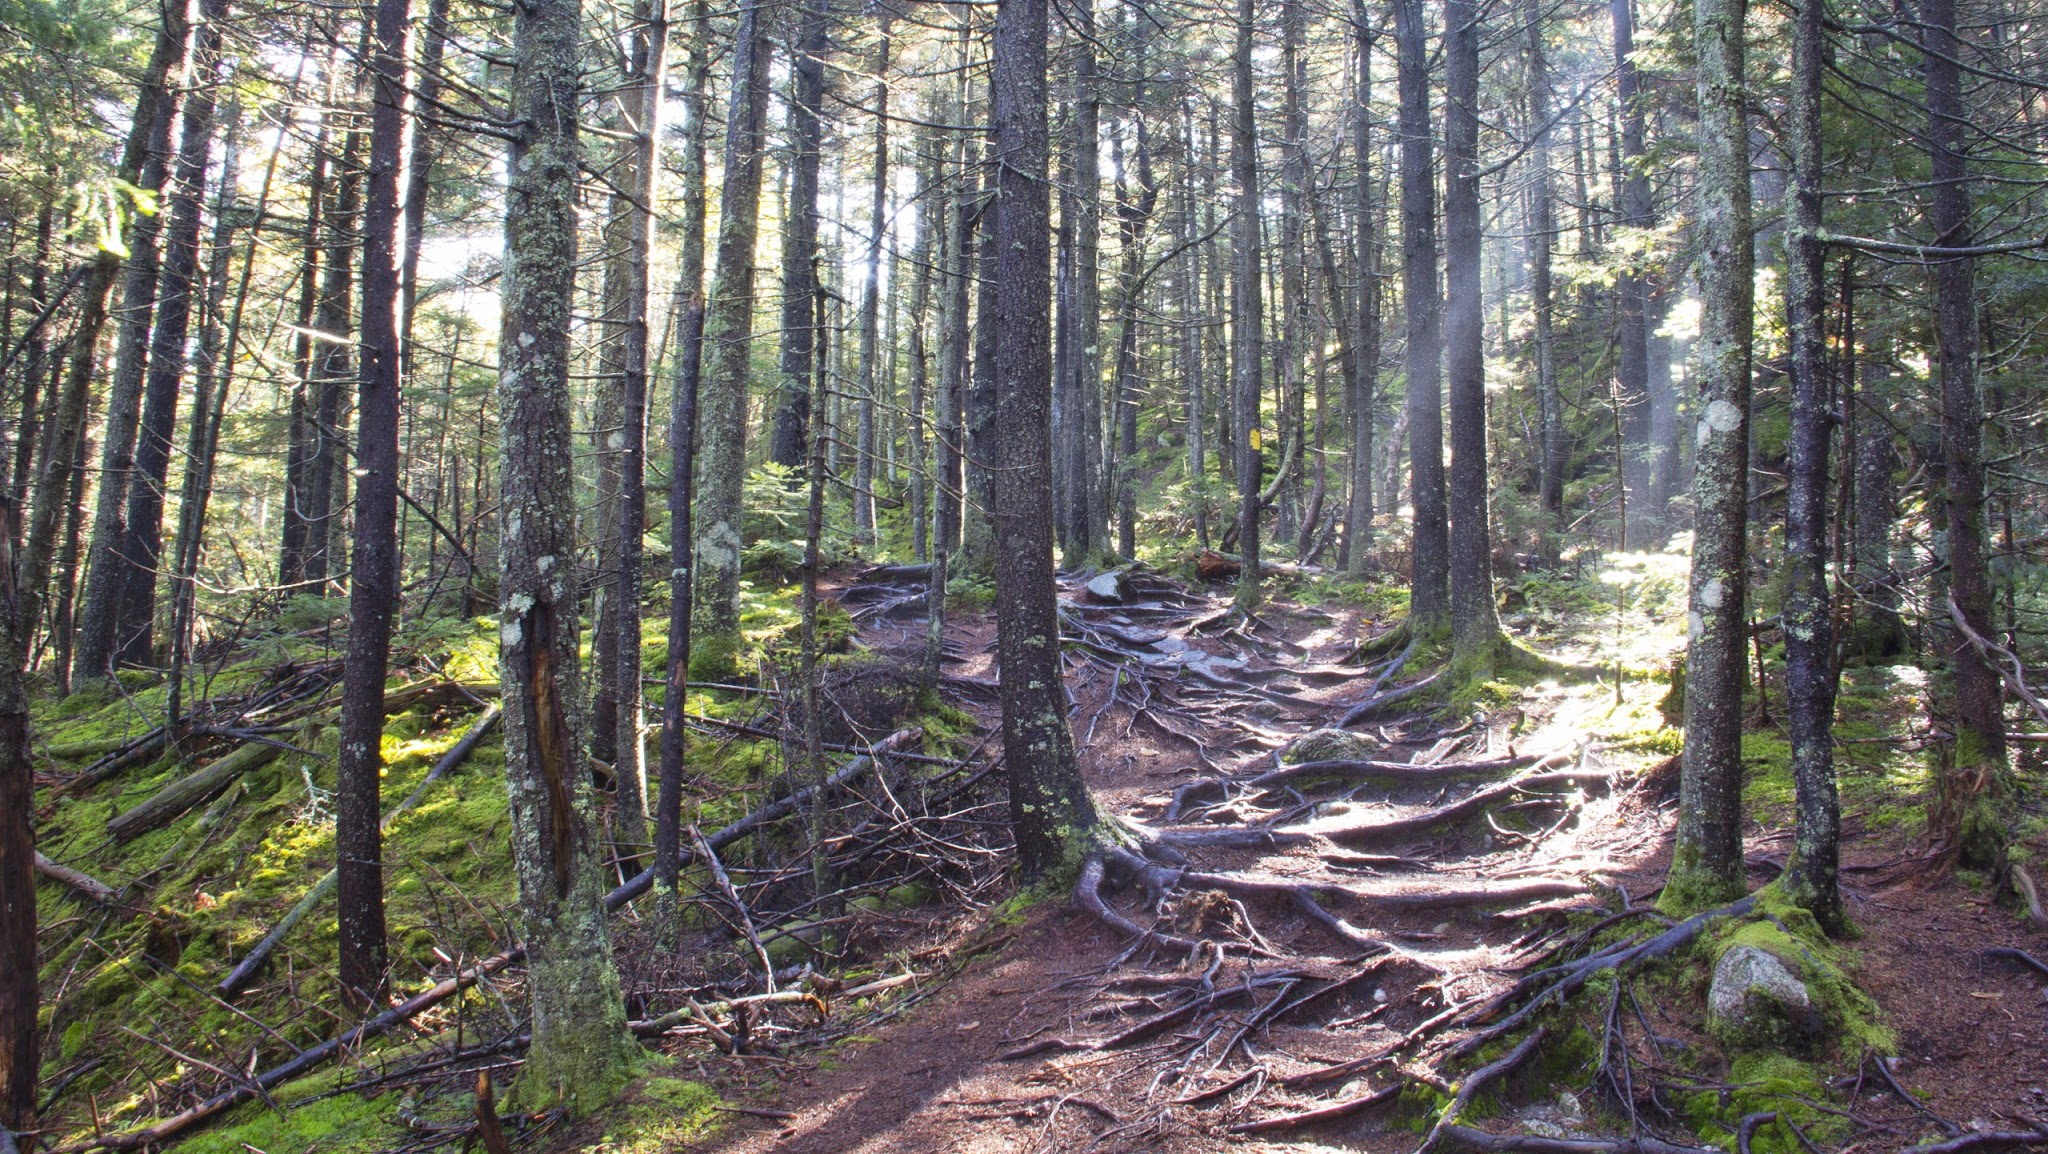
[{"x1": 690, "y1": 565, "x2": 2048, "y2": 1153}]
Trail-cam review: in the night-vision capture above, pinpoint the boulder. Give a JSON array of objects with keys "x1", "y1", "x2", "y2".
[
  {"x1": 1281, "y1": 728, "x2": 1384, "y2": 764},
  {"x1": 1708, "y1": 943, "x2": 1821, "y2": 1051},
  {"x1": 1084, "y1": 570, "x2": 1130, "y2": 604}
]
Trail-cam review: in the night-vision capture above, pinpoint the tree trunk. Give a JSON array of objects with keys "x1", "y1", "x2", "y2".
[
  {"x1": 1849, "y1": 361, "x2": 1905, "y2": 659},
  {"x1": 990, "y1": 0, "x2": 1102, "y2": 877},
  {"x1": 1342, "y1": 0, "x2": 1378, "y2": 573},
  {"x1": 70, "y1": 0, "x2": 191, "y2": 684},
  {"x1": 1444, "y1": 0, "x2": 1504, "y2": 660},
  {"x1": 1396, "y1": 0, "x2": 1447, "y2": 633},
  {"x1": 601, "y1": 0, "x2": 667, "y2": 866},
  {"x1": 693, "y1": 0, "x2": 774, "y2": 668},
  {"x1": 1057, "y1": 0, "x2": 1105, "y2": 565},
  {"x1": 653, "y1": 0, "x2": 712, "y2": 947},
  {"x1": 497, "y1": 0, "x2": 637, "y2": 1098},
  {"x1": 1612, "y1": 0, "x2": 1656, "y2": 547},
  {"x1": 853, "y1": 19, "x2": 891, "y2": 550},
  {"x1": 336, "y1": 0, "x2": 411, "y2": 1007},
  {"x1": 306, "y1": 116, "x2": 364, "y2": 589},
  {"x1": 768, "y1": 1, "x2": 826, "y2": 474},
  {"x1": 279, "y1": 104, "x2": 331, "y2": 592},
  {"x1": 1779, "y1": 0, "x2": 1845, "y2": 934},
  {"x1": 1666, "y1": 0, "x2": 1753, "y2": 912},
  {"x1": 1229, "y1": 0, "x2": 1263, "y2": 609},
  {"x1": 1922, "y1": 0, "x2": 2008, "y2": 865},
  {"x1": 1526, "y1": 0, "x2": 1563, "y2": 557}
]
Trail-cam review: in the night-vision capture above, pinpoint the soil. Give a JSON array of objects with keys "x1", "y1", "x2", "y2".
[{"x1": 662, "y1": 566, "x2": 2048, "y2": 1154}]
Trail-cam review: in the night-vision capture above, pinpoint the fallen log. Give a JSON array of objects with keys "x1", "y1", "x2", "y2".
[
  {"x1": 1433, "y1": 1126, "x2": 1717, "y2": 1154},
  {"x1": 106, "y1": 740, "x2": 284, "y2": 842},
  {"x1": 34, "y1": 851, "x2": 117, "y2": 902},
  {"x1": 108, "y1": 681, "x2": 500, "y2": 842},
  {"x1": 40, "y1": 948, "x2": 525, "y2": 1153},
  {"x1": 219, "y1": 705, "x2": 502, "y2": 997}
]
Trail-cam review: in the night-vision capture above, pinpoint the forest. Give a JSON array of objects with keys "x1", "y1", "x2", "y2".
[{"x1": 5, "y1": 0, "x2": 2048, "y2": 1144}]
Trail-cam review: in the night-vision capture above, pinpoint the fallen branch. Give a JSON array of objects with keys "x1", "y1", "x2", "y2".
[
  {"x1": 219, "y1": 706, "x2": 502, "y2": 997},
  {"x1": 605, "y1": 728, "x2": 921, "y2": 910},
  {"x1": 35, "y1": 852, "x2": 117, "y2": 902}
]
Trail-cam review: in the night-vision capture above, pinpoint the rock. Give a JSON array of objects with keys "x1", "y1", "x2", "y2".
[
  {"x1": 1281, "y1": 728, "x2": 1384, "y2": 764},
  {"x1": 1084, "y1": 571, "x2": 1130, "y2": 603},
  {"x1": 1708, "y1": 944, "x2": 1821, "y2": 1051},
  {"x1": 1522, "y1": 1120, "x2": 1567, "y2": 1139}
]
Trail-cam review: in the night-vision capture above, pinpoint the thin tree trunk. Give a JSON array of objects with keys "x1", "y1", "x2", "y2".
[
  {"x1": 768, "y1": 1, "x2": 826, "y2": 474},
  {"x1": 653, "y1": 0, "x2": 712, "y2": 947},
  {"x1": 1229, "y1": 0, "x2": 1262, "y2": 608},
  {"x1": 1779, "y1": 0, "x2": 1845, "y2": 934},
  {"x1": 1923, "y1": 0, "x2": 2008, "y2": 864},
  {"x1": 1444, "y1": 0, "x2": 1504, "y2": 659},
  {"x1": 1526, "y1": 0, "x2": 1563, "y2": 557},
  {"x1": 279, "y1": 100, "x2": 332, "y2": 592},
  {"x1": 694, "y1": 0, "x2": 774, "y2": 664},
  {"x1": 337, "y1": 0, "x2": 411, "y2": 1006},
  {"x1": 1396, "y1": 0, "x2": 1448, "y2": 633},
  {"x1": 1342, "y1": 2, "x2": 1377, "y2": 573},
  {"x1": 71, "y1": 0, "x2": 192, "y2": 684},
  {"x1": 990, "y1": 0, "x2": 1101, "y2": 876},
  {"x1": 1612, "y1": 0, "x2": 1656, "y2": 545},
  {"x1": 853, "y1": 18, "x2": 891, "y2": 549},
  {"x1": 1667, "y1": 0, "x2": 1753, "y2": 912},
  {"x1": 497, "y1": 0, "x2": 637, "y2": 1095}
]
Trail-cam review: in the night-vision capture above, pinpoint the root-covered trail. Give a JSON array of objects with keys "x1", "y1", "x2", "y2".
[{"x1": 703, "y1": 562, "x2": 2048, "y2": 1154}]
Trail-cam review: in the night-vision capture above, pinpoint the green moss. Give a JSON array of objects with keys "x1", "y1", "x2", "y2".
[
  {"x1": 1688, "y1": 1054, "x2": 1847, "y2": 1154},
  {"x1": 178, "y1": 1092, "x2": 404, "y2": 1154}
]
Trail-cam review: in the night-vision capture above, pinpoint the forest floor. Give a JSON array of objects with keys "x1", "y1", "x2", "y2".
[
  {"x1": 25, "y1": 549, "x2": 2048, "y2": 1154},
  {"x1": 667, "y1": 552, "x2": 2048, "y2": 1154}
]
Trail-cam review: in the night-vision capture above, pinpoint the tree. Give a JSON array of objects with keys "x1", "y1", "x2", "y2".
[
  {"x1": 1395, "y1": 0, "x2": 1447, "y2": 634},
  {"x1": 1923, "y1": 0, "x2": 2010, "y2": 865},
  {"x1": 1666, "y1": 0, "x2": 1753, "y2": 912},
  {"x1": 1525, "y1": 0, "x2": 1563, "y2": 557},
  {"x1": 1776, "y1": 0, "x2": 1845, "y2": 934},
  {"x1": 768, "y1": 0, "x2": 826, "y2": 473},
  {"x1": 1443, "y1": 0, "x2": 1506, "y2": 662},
  {"x1": 692, "y1": 0, "x2": 774, "y2": 671},
  {"x1": 1229, "y1": 0, "x2": 1262, "y2": 608},
  {"x1": 496, "y1": 0, "x2": 637, "y2": 1097},
  {"x1": 1341, "y1": 0, "x2": 1378, "y2": 574},
  {"x1": 990, "y1": 0, "x2": 1101, "y2": 877},
  {"x1": 653, "y1": 0, "x2": 713, "y2": 945},
  {"x1": 336, "y1": 0, "x2": 411, "y2": 1006},
  {"x1": 70, "y1": 0, "x2": 191, "y2": 684},
  {"x1": 1612, "y1": 0, "x2": 1656, "y2": 546}
]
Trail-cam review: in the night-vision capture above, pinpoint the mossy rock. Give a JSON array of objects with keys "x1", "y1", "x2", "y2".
[{"x1": 1281, "y1": 728, "x2": 1384, "y2": 764}]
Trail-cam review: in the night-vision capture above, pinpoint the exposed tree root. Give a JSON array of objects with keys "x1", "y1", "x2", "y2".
[
  {"x1": 1418, "y1": 1028, "x2": 1548, "y2": 1154},
  {"x1": 1432, "y1": 1126, "x2": 1718, "y2": 1153},
  {"x1": 1450, "y1": 896, "x2": 1758, "y2": 1059},
  {"x1": 1307, "y1": 768, "x2": 1606, "y2": 846},
  {"x1": 1902, "y1": 1129, "x2": 2048, "y2": 1154}
]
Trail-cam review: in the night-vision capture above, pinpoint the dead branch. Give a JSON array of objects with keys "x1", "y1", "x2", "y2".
[{"x1": 35, "y1": 852, "x2": 117, "y2": 902}]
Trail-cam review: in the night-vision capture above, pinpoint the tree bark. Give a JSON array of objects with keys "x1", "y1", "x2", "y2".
[
  {"x1": 70, "y1": 0, "x2": 191, "y2": 684},
  {"x1": 1396, "y1": 0, "x2": 1448, "y2": 633},
  {"x1": 1230, "y1": 0, "x2": 1263, "y2": 609},
  {"x1": 990, "y1": 0, "x2": 1102, "y2": 876},
  {"x1": 1779, "y1": 0, "x2": 1845, "y2": 934},
  {"x1": 853, "y1": 18, "x2": 891, "y2": 549},
  {"x1": 1444, "y1": 0, "x2": 1505, "y2": 659},
  {"x1": 1612, "y1": 0, "x2": 1657, "y2": 546},
  {"x1": 1922, "y1": 0, "x2": 2009, "y2": 866},
  {"x1": 336, "y1": 0, "x2": 412, "y2": 1007},
  {"x1": 1343, "y1": 0, "x2": 1378, "y2": 573},
  {"x1": 653, "y1": 0, "x2": 713, "y2": 947},
  {"x1": 497, "y1": 0, "x2": 638, "y2": 1101},
  {"x1": 1526, "y1": 0, "x2": 1563, "y2": 557},
  {"x1": 1666, "y1": 0, "x2": 1753, "y2": 912},
  {"x1": 693, "y1": 0, "x2": 774, "y2": 666},
  {"x1": 769, "y1": 0, "x2": 827, "y2": 475}
]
